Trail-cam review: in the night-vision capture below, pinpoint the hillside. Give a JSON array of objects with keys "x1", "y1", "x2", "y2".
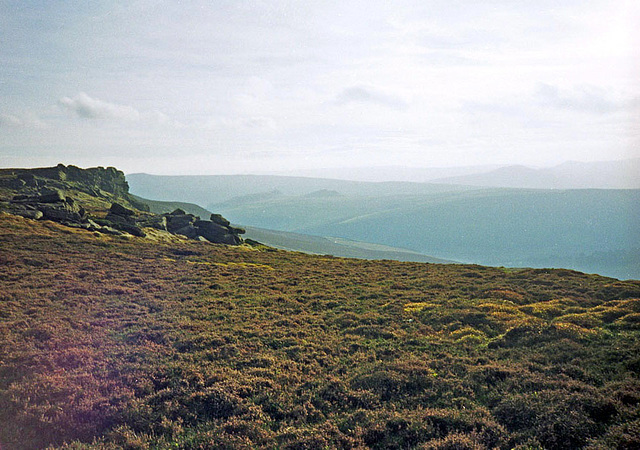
[
  {"x1": 127, "y1": 173, "x2": 640, "y2": 279},
  {"x1": 1, "y1": 213, "x2": 640, "y2": 449},
  {"x1": 134, "y1": 194, "x2": 453, "y2": 264}
]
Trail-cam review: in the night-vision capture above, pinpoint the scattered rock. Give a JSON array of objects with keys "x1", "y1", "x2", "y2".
[{"x1": 166, "y1": 214, "x2": 196, "y2": 232}]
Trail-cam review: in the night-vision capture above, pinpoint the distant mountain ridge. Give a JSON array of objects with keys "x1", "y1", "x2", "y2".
[
  {"x1": 256, "y1": 158, "x2": 640, "y2": 188},
  {"x1": 430, "y1": 158, "x2": 640, "y2": 189}
]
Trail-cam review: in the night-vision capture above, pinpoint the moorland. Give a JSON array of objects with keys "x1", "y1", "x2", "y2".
[{"x1": 0, "y1": 165, "x2": 639, "y2": 449}]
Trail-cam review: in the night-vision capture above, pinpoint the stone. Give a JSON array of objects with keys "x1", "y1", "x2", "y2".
[
  {"x1": 87, "y1": 219, "x2": 102, "y2": 230},
  {"x1": 136, "y1": 215, "x2": 167, "y2": 231},
  {"x1": 169, "y1": 208, "x2": 187, "y2": 216},
  {"x1": 17, "y1": 210, "x2": 43, "y2": 220},
  {"x1": 37, "y1": 189, "x2": 66, "y2": 203},
  {"x1": 174, "y1": 224, "x2": 198, "y2": 239},
  {"x1": 210, "y1": 214, "x2": 231, "y2": 227},
  {"x1": 229, "y1": 226, "x2": 246, "y2": 235},
  {"x1": 166, "y1": 214, "x2": 195, "y2": 232},
  {"x1": 114, "y1": 222, "x2": 146, "y2": 237},
  {"x1": 100, "y1": 226, "x2": 123, "y2": 235},
  {"x1": 105, "y1": 212, "x2": 136, "y2": 225},
  {"x1": 109, "y1": 202, "x2": 135, "y2": 216}
]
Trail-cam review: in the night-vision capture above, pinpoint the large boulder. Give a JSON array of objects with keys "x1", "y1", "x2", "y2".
[
  {"x1": 174, "y1": 224, "x2": 198, "y2": 239},
  {"x1": 194, "y1": 220, "x2": 228, "y2": 242},
  {"x1": 11, "y1": 188, "x2": 66, "y2": 204},
  {"x1": 194, "y1": 219, "x2": 243, "y2": 244},
  {"x1": 109, "y1": 202, "x2": 135, "y2": 216},
  {"x1": 165, "y1": 213, "x2": 197, "y2": 232},
  {"x1": 136, "y1": 215, "x2": 167, "y2": 231},
  {"x1": 210, "y1": 214, "x2": 230, "y2": 227}
]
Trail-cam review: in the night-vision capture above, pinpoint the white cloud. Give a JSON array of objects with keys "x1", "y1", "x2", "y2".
[
  {"x1": 0, "y1": 112, "x2": 48, "y2": 129},
  {"x1": 59, "y1": 92, "x2": 141, "y2": 121},
  {"x1": 335, "y1": 85, "x2": 408, "y2": 109},
  {"x1": 58, "y1": 92, "x2": 177, "y2": 127},
  {"x1": 534, "y1": 83, "x2": 630, "y2": 114}
]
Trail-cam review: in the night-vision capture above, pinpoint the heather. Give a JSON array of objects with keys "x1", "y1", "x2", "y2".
[{"x1": 1, "y1": 214, "x2": 639, "y2": 449}]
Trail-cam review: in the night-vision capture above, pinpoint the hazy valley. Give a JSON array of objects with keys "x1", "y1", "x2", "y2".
[{"x1": 128, "y1": 160, "x2": 640, "y2": 280}]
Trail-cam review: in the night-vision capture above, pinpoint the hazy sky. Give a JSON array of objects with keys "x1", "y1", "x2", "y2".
[{"x1": 1, "y1": 0, "x2": 639, "y2": 174}]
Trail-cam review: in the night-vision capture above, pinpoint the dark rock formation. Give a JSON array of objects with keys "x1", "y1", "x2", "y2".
[
  {"x1": 103, "y1": 202, "x2": 145, "y2": 237},
  {"x1": 8, "y1": 189, "x2": 86, "y2": 224},
  {"x1": 136, "y1": 214, "x2": 167, "y2": 231},
  {"x1": 0, "y1": 164, "x2": 243, "y2": 245},
  {"x1": 161, "y1": 210, "x2": 244, "y2": 244}
]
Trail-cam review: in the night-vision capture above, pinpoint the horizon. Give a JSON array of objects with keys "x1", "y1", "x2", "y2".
[
  {"x1": 2, "y1": 156, "x2": 640, "y2": 178},
  {"x1": 1, "y1": 1, "x2": 639, "y2": 174}
]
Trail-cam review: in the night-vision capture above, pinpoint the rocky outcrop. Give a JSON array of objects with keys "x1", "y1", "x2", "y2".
[
  {"x1": 102, "y1": 202, "x2": 145, "y2": 237},
  {"x1": 9, "y1": 189, "x2": 86, "y2": 223},
  {"x1": 0, "y1": 164, "x2": 244, "y2": 245},
  {"x1": 161, "y1": 209, "x2": 245, "y2": 244},
  {"x1": 1, "y1": 164, "x2": 149, "y2": 212}
]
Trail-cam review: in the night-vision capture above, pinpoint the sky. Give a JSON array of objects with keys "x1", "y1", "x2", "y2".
[{"x1": 1, "y1": 0, "x2": 639, "y2": 175}]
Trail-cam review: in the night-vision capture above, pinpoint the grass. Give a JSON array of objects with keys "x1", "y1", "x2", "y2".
[{"x1": 0, "y1": 212, "x2": 639, "y2": 449}]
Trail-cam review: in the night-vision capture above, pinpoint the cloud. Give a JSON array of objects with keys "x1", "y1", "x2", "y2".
[
  {"x1": 335, "y1": 85, "x2": 408, "y2": 109},
  {"x1": 58, "y1": 92, "x2": 177, "y2": 126},
  {"x1": 534, "y1": 83, "x2": 624, "y2": 114},
  {"x1": 0, "y1": 113, "x2": 23, "y2": 127},
  {"x1": 59, "y1": 92, "x2": 141, "y2": 121},
  {"x1": 0, "y1": 112, "x2": 48, "y2": 129}
]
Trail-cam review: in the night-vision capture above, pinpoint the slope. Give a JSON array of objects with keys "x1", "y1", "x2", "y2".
[
  {"x1": 134, "y1": 194, "x2": 453, "y2": 263},
  {"x1": 1, "y1": 213, "x2": 639, "y2": 449}
]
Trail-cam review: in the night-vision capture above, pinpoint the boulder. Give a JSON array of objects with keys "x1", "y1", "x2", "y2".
[
  {"x1": 38, "y1": 189, "x2": 66, "y2": 203},
  {"x1": 41, "y1": 205, "x2": 83, "y2": 222},
  {"x1": 105, "y1": 212, "x2": 136, "y2": 225},
  {"x1": 219, "y1": 233, "x2": 242, "y2": 245},
  {"x1": 210, "y1": 214, "x2": 231, "y2": 227},
  {"x1": 17, "y1": 210, "x2": 43, "y2": 220},
  {"x1": 166, "y1": 214, "x2": 195, "y2": 232},
  {"x1": 194, "y1": 220, "x2": 228, "y2": 242},
  {"x1": 113, "y1": 222, "x2": 146, "y2": 237},
  {"x1": 100, "y1": 226, "x2": 123, "y2": 235},
  {"x1": 109, "y1": 202, "x2": 135, "y2": 216},
  {"x1": 136, "y1": 215, "x2": 167, "y2": 231},
  {"x1": 174, "y1": 224, "x2": 198, "y2": 239},
  {"x1": 229, "y1": 226, "x2": 246, "y2": 235}
]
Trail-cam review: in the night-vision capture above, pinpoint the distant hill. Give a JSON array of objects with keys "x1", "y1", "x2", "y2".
[
  {"x1": 264, "y1": 164, "x2": 503, "y2": 182},
  {"x1": 126, "y1": 173, "x2": 475, "y2": 207},
  {"x1": 133, "y1": 194, "x2": 453, "y2": 263},
  {"x1": 431, "y1": 158, "x2": 640, "y2": 189},
  {"x1": 128, "y1": 173, "x2": 640, "y2": 279}
]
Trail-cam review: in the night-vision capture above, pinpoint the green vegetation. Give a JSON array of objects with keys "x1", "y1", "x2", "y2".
[{"x1": 1, "y1": 213, "x2": 639, "y2": 449}]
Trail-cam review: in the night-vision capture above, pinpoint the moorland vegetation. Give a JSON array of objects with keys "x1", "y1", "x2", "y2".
[
  {"x1": 1, "y1": 213, "x2": 639, "y2": 449},
  {"x1": 0, "y1": 165, "x2": 639, "y2": 449}
]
